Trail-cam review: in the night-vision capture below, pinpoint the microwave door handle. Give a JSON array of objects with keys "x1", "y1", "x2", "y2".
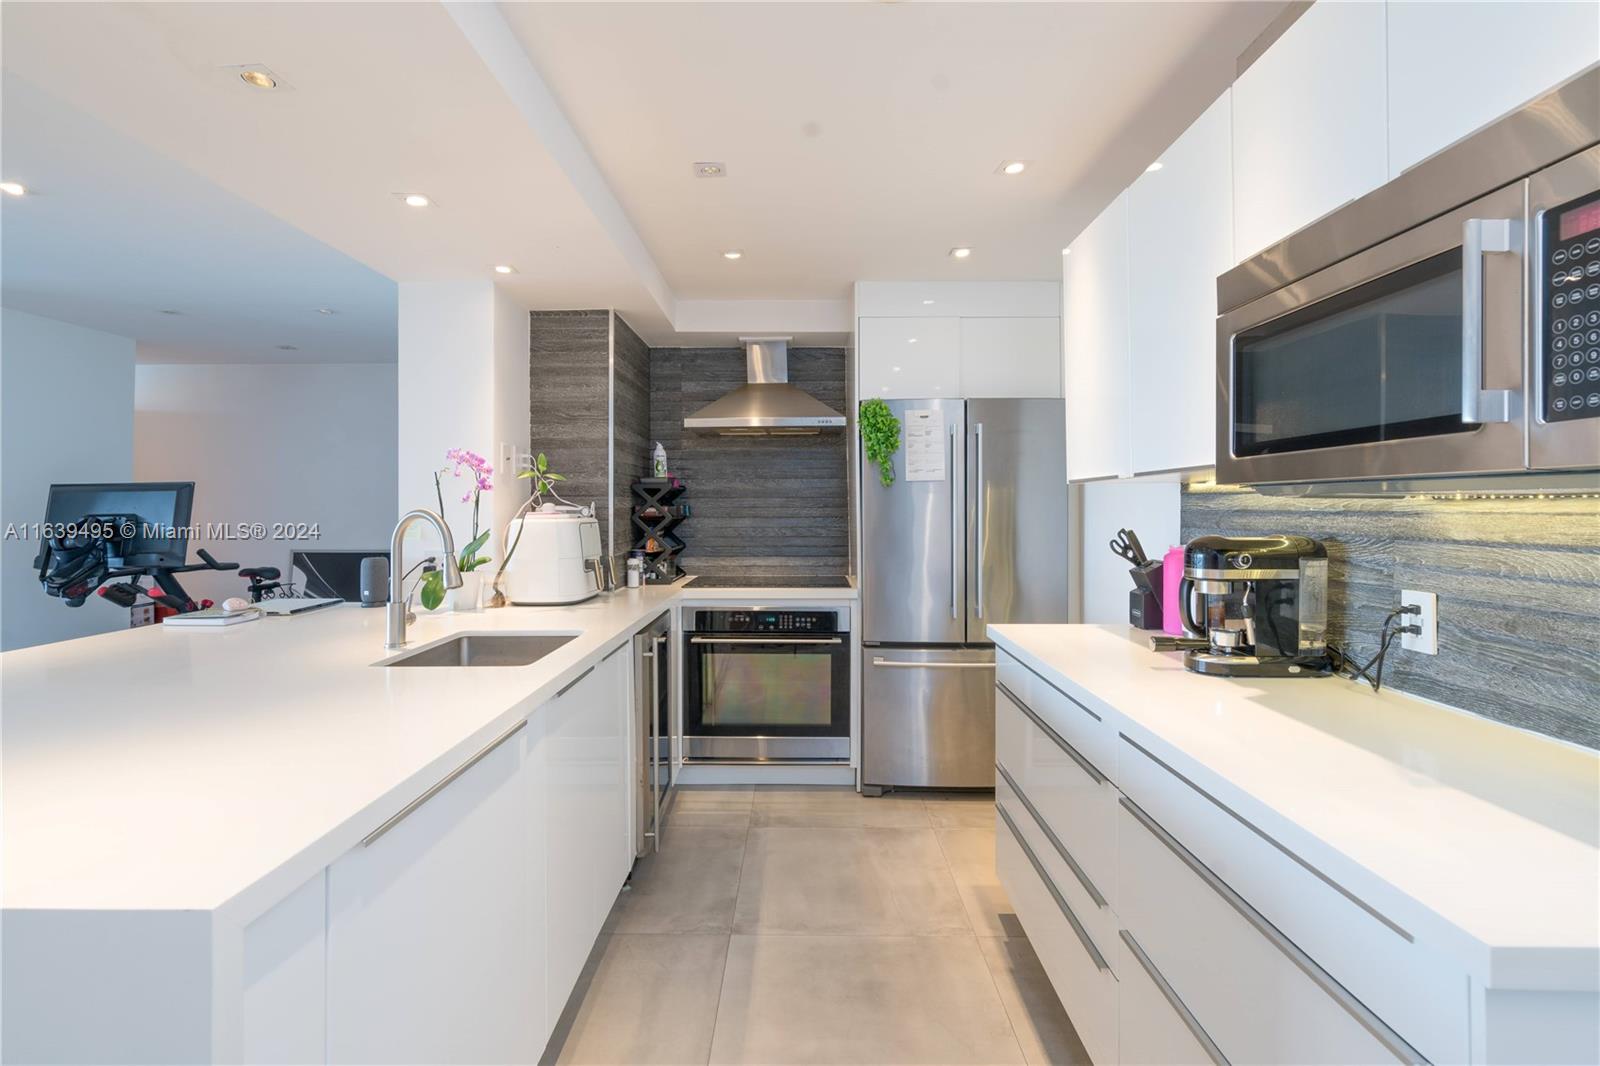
[{"x1": 1461, "y1": 217, "x2": 1520, "y2": 424}]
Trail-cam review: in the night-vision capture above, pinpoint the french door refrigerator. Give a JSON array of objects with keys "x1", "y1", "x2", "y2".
[{"x1": 861, "y1": 397, "x2": 1069, "y2": 791}]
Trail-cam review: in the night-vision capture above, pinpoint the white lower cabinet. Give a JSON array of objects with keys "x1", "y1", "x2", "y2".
[
  {"x1": 241, "y1": 871, "x2": 327, "y2": 1064},
  {"x1": 991, "y1": 651, "x2": 1452, "y2": 1066},
  {"x1": 1116, "y1": 929, "x2": 1223, "y2": 1066},
  {"x1": 326, "y1": 717, "x2": 543, "y2": 1064},
  {"x1": 544, "y1": 648, "x2": 633, "y2": 1024},
  {"x1": 996, "y1": 805, "x2": 1119, "y2": 1066}
]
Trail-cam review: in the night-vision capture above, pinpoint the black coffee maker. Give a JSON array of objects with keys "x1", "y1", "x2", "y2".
[{"x1": 1178, "y1": 535, "x2": 1333, "y2": 677}]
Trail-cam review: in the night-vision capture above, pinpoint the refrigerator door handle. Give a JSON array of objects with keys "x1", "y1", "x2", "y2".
[
  {"x1": 974, "y1": 422, "x2": 985, "y2": 620},
  {"x1": 948, "y1": 426, "x2": 959, "y2": 619}
]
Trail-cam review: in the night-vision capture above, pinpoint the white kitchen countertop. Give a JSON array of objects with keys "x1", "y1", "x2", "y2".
[
  {"x1": 988, "y1": 623, "x2": 1600, "y2": 991},
  {"x1": 0, "y1": 577, "x2": 847, "y2": 922}
]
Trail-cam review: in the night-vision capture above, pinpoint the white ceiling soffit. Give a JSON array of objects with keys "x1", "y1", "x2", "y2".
[
  {"x1": 0, "y1": 73, "x2": 397, "y2": 364},
  {"x1": 497, "y1": 1, "x2": 1288, "y2": 301},
  {"x1": 0, "y1": 1, "x2": 677, "y2": 339}
]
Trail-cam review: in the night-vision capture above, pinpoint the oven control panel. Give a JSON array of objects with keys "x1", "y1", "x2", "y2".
[
  {"x1": 1542, "y1": 189, "x2": 1600, "y2": 422},
  {"x1": 693, "y1": 609, "x2": 841, "y2": 634}
]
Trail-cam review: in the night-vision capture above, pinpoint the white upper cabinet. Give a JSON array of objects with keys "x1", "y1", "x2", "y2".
[
  {"x1": 1064, "y1": 193, "x2": 1132, "y2": 481},
  {"x1": 858, "y1": 316, "x2": 962, "y2": 399},
  {"x1": 1128, "y1": 91, "x2": 1233, "y2": 474},
  {"x1": 960, "y1": 317, "x2": 1062, "y2": 398},
  {"x1": 1231, "y1": 1, "x2": 1388, "y2": 261},
  {"x1": 1387, "y1": 2, "x2": 1600, "y2": 175}
]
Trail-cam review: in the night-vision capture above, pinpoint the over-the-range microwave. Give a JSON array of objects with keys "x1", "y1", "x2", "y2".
[{"x1": 1215, "y1": 65, "x2": 1600, "y2": 486}]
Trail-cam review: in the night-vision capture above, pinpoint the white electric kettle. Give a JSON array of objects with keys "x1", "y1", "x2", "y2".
[{"x1": 501, "y1": 505, "x2": 602, "y2": 605}]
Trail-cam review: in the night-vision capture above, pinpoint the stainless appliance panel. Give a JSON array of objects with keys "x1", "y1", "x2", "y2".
[
  {"x1": 1218, "y1": 180, "x2": 1529, "y2": 484},
  {"x1": 632, "y1": 613, "x2": 672, "y2": 857},
  {"x1": 1529, "y1": 146, "x2": 1600, "y2": 469},
  {"x1": 965, "y1": 399, "x2": 1070, "y2": 642},
  {"x1": 862, "y1": 646, "x2": 996, "y2": 789},
  {"x1": 861, "y1": 399, "x2": 966, "y2": 643}
]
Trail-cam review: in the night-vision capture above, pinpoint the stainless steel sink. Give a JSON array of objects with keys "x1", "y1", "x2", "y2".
[{"x1": 384, "y1": 633, "x2": 576, "y2": 667}]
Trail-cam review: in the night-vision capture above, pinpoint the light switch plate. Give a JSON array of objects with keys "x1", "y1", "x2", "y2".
[
  {"x1": 499, "y1": 441, "x2": 516, "y2": 475},
  {"x1": 1399, "y1": 589, "x2": 1438, "y2": 655}
]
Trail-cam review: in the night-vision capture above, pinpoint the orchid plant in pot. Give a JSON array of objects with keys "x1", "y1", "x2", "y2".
[{"x1": 421, "y1": 448, "x2": 493, "y2": 612}]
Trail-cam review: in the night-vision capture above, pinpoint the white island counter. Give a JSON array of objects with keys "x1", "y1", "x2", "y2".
[
  {"x1": 1, "y1": 579, "x2": 853, "y2": 1064},
  {"x1": 988, "y1": 623, "x2": 1599, "y2": 1066}
]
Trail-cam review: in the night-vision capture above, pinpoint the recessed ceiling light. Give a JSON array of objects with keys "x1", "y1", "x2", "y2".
[
  {"x1": 276, "y1": 344, "x2": 299, "y2": 351},
  {"x1": 1145, "y1": 161, "x2": 1164, "y2": 173},
  {"x1": 921, "y1": 299, "x2": 935, "y2": 305},
  {"x1": 493, "y1": 264, "x2": 516, "y2": 274},
  {"x1": 316, "y1": 308, "x2": 337, "y2": 315},
  {"x1": 694, "y1": 162, "x2": 727, "y2": 178},
  {"x1": 949, "y1": 247, "x2": 972, "y2": 259},
  {"x1": 0, "y1": 181, "x2": 28, "y2": 197},
  {"x1": 907, "y1": 338, "x2": 919, "y2": 344},
  {"x1": 998, "y1": 160, "x2": 1027, "y2": 175},
  {"x1": 1061, "y1": 248, "x2": 1071, "y2": 256},
  {"x1": 158, "y1": 309, "x2": 183, "y2": 316},
  {"x1": 239, "y1": 69, "x2": 277, "y2": 90},
  {"x1": 722, "y1": 250, "x2": 743, "y2": 260},
  {"x1": 402, "y1": 193, "x2": 431, "y2": 208}
]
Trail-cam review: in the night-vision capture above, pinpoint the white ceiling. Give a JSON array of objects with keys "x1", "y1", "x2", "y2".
[
  {"x1": 501, "y1": 1, "x2": 1284, "y2": 299},
  {"x1": 1, "y1": 74, "x2": 397, "y2": 364},
  {"x1": 2, "y1": 1, "x2": 1286, "y2": 351}
]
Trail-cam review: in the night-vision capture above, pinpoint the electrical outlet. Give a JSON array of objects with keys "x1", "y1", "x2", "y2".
[
  {"x1": 1399, "y1": 589, "x2": 1438, "y2": 655},
  {"x1": 498, "y1": 441, "x2": 516, "y2": 475}
]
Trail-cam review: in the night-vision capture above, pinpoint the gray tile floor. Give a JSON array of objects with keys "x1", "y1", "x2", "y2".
[{"x1": 543, "y1": 786, "x2": 1089, "y2": 1065}]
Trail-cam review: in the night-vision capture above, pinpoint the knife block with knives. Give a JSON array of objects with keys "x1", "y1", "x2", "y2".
[{"x1": 1110, "y1": 527, "x2": 1165, "y2": 630}]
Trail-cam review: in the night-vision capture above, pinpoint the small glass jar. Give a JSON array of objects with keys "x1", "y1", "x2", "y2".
[{"x1": 625, "y1": 555, "x2": 643, "y2": 588}]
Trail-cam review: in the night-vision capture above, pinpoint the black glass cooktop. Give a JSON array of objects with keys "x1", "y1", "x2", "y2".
[{"x1": 684, "y1": 575, "x2": 851, "y2": 589}]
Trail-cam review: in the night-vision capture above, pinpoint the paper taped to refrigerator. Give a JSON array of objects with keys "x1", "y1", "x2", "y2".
[{"x1": 903, "y1": 408, "x2": 946, "y2": 482}]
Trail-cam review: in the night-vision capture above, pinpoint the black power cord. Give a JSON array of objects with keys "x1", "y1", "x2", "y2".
[{"x1": 1331, "y1": 604, "x2": 1421, "y2": 693}]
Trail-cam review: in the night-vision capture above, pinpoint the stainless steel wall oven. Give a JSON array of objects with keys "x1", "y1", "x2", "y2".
[{"x1": 682, "y1": 608, "x2": 851, "y2": 763}]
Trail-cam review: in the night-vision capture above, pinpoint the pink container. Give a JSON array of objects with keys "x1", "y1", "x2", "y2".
[{"x1": 1162, "y1": 545, "x2": 1186, "y2": 635}]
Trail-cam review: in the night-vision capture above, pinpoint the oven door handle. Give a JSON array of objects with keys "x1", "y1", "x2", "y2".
[
  {"x1": 1461, "y1": 217, "x2": 1521, "y2": 424},
  {"x1": 688, "y1": 636, "x2": 843, "y2": 645}
]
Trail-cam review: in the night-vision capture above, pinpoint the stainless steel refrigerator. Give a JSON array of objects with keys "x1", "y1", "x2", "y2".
[{"x1": 860, "y1": 398, "x2": 1069, "y2": 792}]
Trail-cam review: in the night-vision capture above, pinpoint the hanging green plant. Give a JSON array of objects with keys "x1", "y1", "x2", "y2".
[{"x1": 859, "y1": 399, "x2": 901, "y2": 487}]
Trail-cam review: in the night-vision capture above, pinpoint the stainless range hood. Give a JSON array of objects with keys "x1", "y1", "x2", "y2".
[{"x1": 683, "y1": 337, "x2": 846, "y2": 435}]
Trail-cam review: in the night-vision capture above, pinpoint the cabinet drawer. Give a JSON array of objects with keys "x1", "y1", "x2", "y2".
[
  {"x1": 1118, "y1": 732, "x2": 1467, "y2": 1065},
  {"x1": 994, "y1": 685, "x2": 1117, "y2": 914},
  {"x1": 1117, "y1": 796, "x2": 1418, "y2": 1065},
  {"x1": 996, "y1": 652, "x2": 1114, "y2": 790},
  {"x1": 995, "y1": 768, "x2": 1117, "y2": 962},
  {"x1": 996, "y1": 803, "x2": 1118, "y2": 1066},
  {"x1": 1118, "y1": 928, "x2": 1227, "y2": 1066}
]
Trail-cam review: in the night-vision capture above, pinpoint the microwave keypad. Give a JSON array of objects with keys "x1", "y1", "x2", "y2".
[{"x1": 1543, "y1": 194, "x2": 1600, "y2": 421}]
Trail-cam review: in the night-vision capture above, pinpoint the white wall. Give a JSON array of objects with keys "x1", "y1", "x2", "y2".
[
  {"x1": 1, "y1": 310, "x2": 136, "y2": 650},
  {"x1": 1078, "y1": 480, "x2": 1181, "y2": 626},
  {"x1": 133, "y1": 363, "x2": 399, "y2": 605},
  {"x1": 397, "y1": 282, "x2": 531, "y2": 569}
]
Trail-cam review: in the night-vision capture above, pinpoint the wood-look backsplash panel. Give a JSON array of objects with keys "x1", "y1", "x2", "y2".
[
  {"x1": 649, "y1": 347, "x2": 849, "y2": 578},
  {"x1": 612, "y1": 315, "x2": 652, "y2": 562},
  {"x1": 1181, "y1": 485, "x2": 1600, "y2": 749},
  {"x1": 528, "y1": 310, "x2": 613, "y2": 543}
]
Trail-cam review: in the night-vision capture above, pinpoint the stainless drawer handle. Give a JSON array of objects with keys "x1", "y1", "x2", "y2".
[
  {"x1": 556, "y1": 665, "x2": 595, "y2": 698},
  {"x1": 601, "y1": 642, "x2": 628, "y2": 662},
  {"x1": 1118, "y1": 797, "x2": 1429, "y2": 1066},
  {"x1": 1119, "y1": 733, "x2": 1410, "y2": 943},
  {"x1": 1119, "y1": 930, "x2": 1231, "y2": 1066},
  {"x1": 363, "y1": 719, "x2": 527, "y2": 847},
  {"x1": 873, "y1": 657, "x2": 994, "y2": 670},
  {"x1": 995, "y1": 762, "x2": 1107, "y2": 908},
  {"x1": 996, "y1": 681, "x2": 1106, "y2": 785},
  {"x1": 997, "y1": 802, "x2": 1111, "y2": 973},
  {"x1": 1015, "y1": 658, "x2": 1102, "y2": 722},
  {"x1": 690, "y1": 636, "x2": 843, "y2": 646}
]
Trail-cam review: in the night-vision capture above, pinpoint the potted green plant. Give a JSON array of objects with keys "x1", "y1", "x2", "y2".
[{"x1": 421, "y1": 448, "x2": 493, "y2": 611}]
